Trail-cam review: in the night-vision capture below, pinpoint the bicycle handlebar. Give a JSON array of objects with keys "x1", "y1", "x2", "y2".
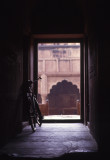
[{"x1": 33, "y1": 77, "x2": 42, "y2": 83}]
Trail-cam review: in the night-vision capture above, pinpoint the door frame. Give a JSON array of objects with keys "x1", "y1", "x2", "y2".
[{"x1": 29, "y1": 34, "x2": 88, "y2": 123}]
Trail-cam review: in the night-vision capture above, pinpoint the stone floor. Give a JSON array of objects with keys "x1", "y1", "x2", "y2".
[{"x1": 0, "y1": 123, "x2": 98, "y2": 159}]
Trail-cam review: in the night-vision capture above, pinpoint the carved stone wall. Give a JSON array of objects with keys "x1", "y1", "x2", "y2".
[{"x1": 38, "y1": 44, "x2": 80, "y2": 115}]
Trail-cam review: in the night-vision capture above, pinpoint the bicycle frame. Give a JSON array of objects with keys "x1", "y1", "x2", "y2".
[{"x1": 26, "y1": 77, "x2": 43, "y2": 131}]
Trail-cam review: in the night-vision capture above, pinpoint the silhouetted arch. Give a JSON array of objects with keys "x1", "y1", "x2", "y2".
[
  {"x1": 47, "y1": 80, "x2": 80, "y2": 115},
  {"x1": 49, "y1": 80, "x2": 80, "y2": 97}
]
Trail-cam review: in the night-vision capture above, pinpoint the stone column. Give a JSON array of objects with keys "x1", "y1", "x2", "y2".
[
  {"x1": 76, "y1": 100, "x2": 80, "y2": 115},
  {"x1": 41, "y1": 74, "x2": 47, "y2": 104},
  {"x1": 43, "y1": 60, "x2": 45, "y2": 72},
  {"x1": 56, "y1": 59, "x2": 59, "y2": 72}
]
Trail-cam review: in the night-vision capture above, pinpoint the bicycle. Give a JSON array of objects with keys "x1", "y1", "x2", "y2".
[{"x1": 27, "y1": 77, "x2": 43, "y2": 132}]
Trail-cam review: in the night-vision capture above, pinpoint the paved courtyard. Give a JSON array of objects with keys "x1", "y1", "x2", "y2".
[{"x1": 43, "y1": 115, "x2": 80, "y2": 119}]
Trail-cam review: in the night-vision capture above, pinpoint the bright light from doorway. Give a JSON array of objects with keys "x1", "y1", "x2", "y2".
[{"x1": 38, "y1": 42, "x2": 81, "y2": 120}]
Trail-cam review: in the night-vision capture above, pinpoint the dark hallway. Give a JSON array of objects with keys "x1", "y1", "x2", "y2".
[{"x1": 0, "y1": 0, "x2": 110, "y2": 159}]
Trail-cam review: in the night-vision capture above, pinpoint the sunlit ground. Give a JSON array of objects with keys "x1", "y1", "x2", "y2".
[{"x1": 44, "y1": 115, "x2": 80, "y2": 120}]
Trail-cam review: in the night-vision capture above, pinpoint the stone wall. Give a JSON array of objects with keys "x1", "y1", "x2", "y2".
[{"x1": 38, "y1": 44, "x2": 80, "y2": 115}]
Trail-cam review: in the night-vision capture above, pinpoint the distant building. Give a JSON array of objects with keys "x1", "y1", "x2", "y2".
[{"x1": 38, "y1": 43, "x2": 80, "y2": 115}]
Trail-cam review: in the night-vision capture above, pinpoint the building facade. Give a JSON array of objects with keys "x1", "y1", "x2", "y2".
[{"x1": 38, "y1": 43, "x2": 80, "y2": 115}]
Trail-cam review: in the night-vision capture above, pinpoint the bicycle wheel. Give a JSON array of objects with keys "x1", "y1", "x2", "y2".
[
  {"x1": 36, "y1": 113, "x2": 42, "y2": 127},
  {"x1": 29, "y1": 105, "x2": 36, "y2": 132},
  {"x1": 34, "y1": 98, "x2": 43, "y2": 127},
  {"x1": 30, "y1": 114, "x2": 36, "y2": 132}
]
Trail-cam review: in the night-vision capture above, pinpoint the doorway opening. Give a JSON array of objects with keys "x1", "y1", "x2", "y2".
[{"x1": 37, "y1": 42, "x2": 81, "y2": 121}]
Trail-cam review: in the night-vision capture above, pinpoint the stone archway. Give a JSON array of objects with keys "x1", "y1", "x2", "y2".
[{"x1": 47, "y1": 80, "x2": 80, "y2": 115}]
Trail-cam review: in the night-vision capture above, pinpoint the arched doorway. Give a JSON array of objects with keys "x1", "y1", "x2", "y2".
[
  {"x1": 47, "y1": 80, "x2": 80, "y2": 117},
  {"x1": 37, "y1": 42, "x2": 82, "y2": 121}
]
